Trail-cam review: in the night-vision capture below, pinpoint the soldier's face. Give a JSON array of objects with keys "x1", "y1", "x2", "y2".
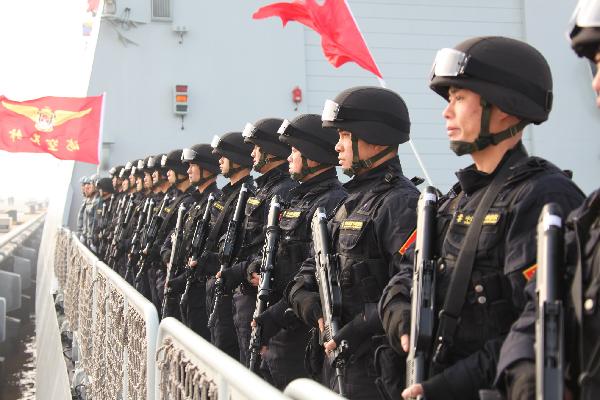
[
  {"x1": 167, "y1": 169, "x2": 177, "y2": 184},
  {"x1": 136, "y1": 177, "x2": 143, "y2": 191},
  {"x1": 251, "y1": 145, "x2": 263, "y2": 167},
  {"x1": 121, "y1": 179, "x2": 129, "y2": 191},
  {"x1": 335, "y1": 130, "x2": 353, "y2": 170},
  {"x1": 593, "y1": 52, "x2": 600, "y2": 107},
  {"x1": 129, "y1": 174, "x2": 136, "y2": 187},
  {"x1": 83, "y1": 183, "x2": 93, "y2": 196},
  {"x1": 143, "y1": 172, "x2": 153, "y2": 189},
  {"x1": 288, "y1": 147, "x2": 303, "y2": 175},
  {"x1": 152, "y1": 170, "x2": 159, "y2": 184},
  {"x1": 443, "y1": 87, "x2": 482, "y2": 144},
  {"x1": 188, "y1": 163, "x2": 201, "y2": 183},
  {"x1": 219, "y1": 157, "x2": 230, "y2": 175}
]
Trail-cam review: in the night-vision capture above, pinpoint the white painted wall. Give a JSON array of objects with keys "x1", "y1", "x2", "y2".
[{"x1": 67, "y1": 0, "x2": 600, "y2": 226}]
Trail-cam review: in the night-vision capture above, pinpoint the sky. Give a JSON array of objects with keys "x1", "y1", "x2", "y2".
[{"x1": 0, "y1": 0, "x2": 100, "y2": 202}]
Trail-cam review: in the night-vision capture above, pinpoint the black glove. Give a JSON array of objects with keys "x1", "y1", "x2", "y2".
[
  {"x1": 220, "y1": 263, "x2": 244, "y2": 292},
  {"x1": 254, "y1": 308, "x2": 283, "y2": 346},
  {"x1": 298, "y1": 292, "x2": 322, "y2": 328},
  {"x1": 245, "y1": 259, "x2": 261, "y2": 283},
  {"x1": 384, "y1": 305, "x2": 411, "y2": 355}
]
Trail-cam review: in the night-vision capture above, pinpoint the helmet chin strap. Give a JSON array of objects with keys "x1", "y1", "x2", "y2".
[
  {"x1": 449, "y1": 99, "x2": 530, "y2": 156},
  {"x1": 223, "y1": 163, "x2": 245, "y2": 179},
  {"x1": 343, "y1": 135, "x2": 395, "y2": 177},
  {"x1": 253, "y1": 152, "x2": 284, "y2": 173},
  {"x1": 291, "y1": 156, "x2": 329, "y2": 181}
]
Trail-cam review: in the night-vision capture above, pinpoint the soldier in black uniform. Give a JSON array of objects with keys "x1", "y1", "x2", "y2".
[
  {"x1": 250, "y1": 114, "x2": 347, "y2": 388},
  {"x1": 92, "y1": 177, "x2": 115, "y2": 255},
  {"x1": 160, "y1": 144, "x2": 221, "y2": 339},
  {"x1": 200, "y1": 132, "x2": 254, "y2": 360},
  {"x1": 215, "y1": 118, "x2": 298, "y2": 366},
  {"x1": 379, "y1": 37, "x2": 585, "y2": 400},
  {"x1": 496, "y1": 4, "x2": 600, "y2": 399},
  {"x1": 145, "y1": 154, "x2": 172, "y2": 311},
  {"x1": 286, "y1": 86, "x2": 420, "y2": 399},
  {"x1": 145, "y1": 150, "x2": 197, "y2": 318}
]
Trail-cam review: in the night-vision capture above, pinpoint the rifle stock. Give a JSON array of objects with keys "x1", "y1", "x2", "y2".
[{"x1": 162, "y1": 203, "x2": 188, "y2": 318}]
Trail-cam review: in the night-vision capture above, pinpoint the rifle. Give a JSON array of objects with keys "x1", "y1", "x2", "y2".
[
  {"x1": 207, "y1": 183, "x2": 250, "y2": 328},
  {"x1": 248, "y1": 196, "x2": 282, "y2": 372},
  {"x1": 406, "y1": 186, "x2": 438, "y2": 400},
  {"x1": 180, "y1": 193, "x2": 216, "y2": 312},
  {"x1": 124, "y1": 198, "x2": 151, "y2": 283},
  {"x1": 98, "y1": 195, "x2": 115, "y2": 259},
  {"x1": 161, "y1": 203, "x2": 188, "y2": 318},
  {"x1": 311, "y1": 206, "x2": 348, "y2": 397},
  {"x1": 108, "y1": 194, "x2": 135, "y2": 267},
  {"x1": 535, "y1": 203, "x2": 564, "y2": 400},
  {"x1": 134, "y1": 193, "x2": 171, "y2": 283}
]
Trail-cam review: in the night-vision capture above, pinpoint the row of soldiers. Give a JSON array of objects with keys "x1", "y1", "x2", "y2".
[{"x1": 74, "y1": 2, "x2": 600, "y2": 398}]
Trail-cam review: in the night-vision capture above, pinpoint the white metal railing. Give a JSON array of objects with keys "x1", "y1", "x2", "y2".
[
  {"x1": 156, "y1": 317, "x2": 289, "y2": 400},
  {"x1": 56, "y1": 228, "x2": 343, "y2": 400},
  {"x1": 58, "y1": 229, "x2": 159, "y2": 400}
]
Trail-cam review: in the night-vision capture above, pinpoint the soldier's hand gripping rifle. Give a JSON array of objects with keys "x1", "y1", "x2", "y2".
[
  {"x1": 108, "y1": 194, "x2": 135, "y2": 267},
  {"x1": 406, "y1": 186, "x2": 438, "y2": 400},
  {"x1": 248, "y1": 196, "x2": 282, "y2": 372},
  {"x1": 161, "y1": 203, "x2": 187, "y2": 318},
  {"x1": 207, "y1": 183, "x2": 250, "y2": 328},
  {"x1": 134, "y1": 194, "x2": 171, "y2": 284},
  {"x1": 180, "y1": 193, "x2": 216, "y2": 311},
  {"x1": 124, "y1": 198, "x2": 152, "y2": 283},
  {"x1": 312, "y1": 207, "x2": 348, "y2": 398},
  {"x1": 535, "y1": 203, "x2": 564, "y2": 400}
]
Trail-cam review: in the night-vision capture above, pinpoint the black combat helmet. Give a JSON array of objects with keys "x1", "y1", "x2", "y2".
[
  {"x1": 134, "y1": 159, "x2": 145, "y2": 177},
  {"x1": 120, "y1": 161, "x2": 133, "y2": 179},
  {"x1": 429, "y1": 36, "x2": 553, "y2": 155},
  {"x1": 321, "y1": 86, "x2": 411, "y2": 146},
  {"x1": 569, "y1": 0, "x2": 600, "y2": 61},
  {"x1": 243, "y1": 118, "x2": 291, "y2": 171},
  {"x1": 211, "y1": 132, "x2": 253, "y2": 167},
  {"x1": 109, "y1": 165, "x2": 124, "y2": 179},
  {"x1": 161, "y1": 149, "x2": 188, "y2": 176},
  {"x1": 321, "y1": 86, "x2": 409, "y2": 176},
  {"x1": 181, "y1": 144, "x2": 221, "y2": 174},
  {"x1": 97, "y1": 177, "x2": 115, "y2": 194},
  {"x1": 278, "y1": 114, "x2": 338, "y2": 181}
]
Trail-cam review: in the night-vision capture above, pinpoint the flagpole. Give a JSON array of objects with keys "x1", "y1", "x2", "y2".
[{"x1": 343, "y1": 0, "x2": 434, "y2": 187}]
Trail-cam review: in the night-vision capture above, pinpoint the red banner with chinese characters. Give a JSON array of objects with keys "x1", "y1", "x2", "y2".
[{"x1": 0, "y1": 94, "x2": 104, "y2": 164}]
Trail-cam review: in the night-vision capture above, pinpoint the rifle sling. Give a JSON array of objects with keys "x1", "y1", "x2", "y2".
[{"x1": 434, "y1": 148, "x2": 526, "y2": 363}]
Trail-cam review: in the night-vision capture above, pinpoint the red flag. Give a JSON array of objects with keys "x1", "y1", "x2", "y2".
[
  {"x1": 0, "y1": 94, "x2": 104, "y2": 164},
  {"x1": 253, "y1": 0, "x2": 382, "y2": 78}
]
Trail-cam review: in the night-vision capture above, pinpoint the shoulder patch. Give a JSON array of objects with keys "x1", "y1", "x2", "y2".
[
  {"x1": 282, "y1": 210, "x2": 301, "y2": 219},
  {"x1": 247, "y1": 197, "x2": 261, "y2": 206},
  {"x1": 341, "y1": 220, "x2": 363, "y2": 230},
  {"x1": 398, "y1": 229, "x2": 417, "y2": 255},
  {"x1": 214, "y1": 201, "x2": 224, "y2": 211},
  {"x1": 522, "y1": 264, "x2": 537, "y2": 281}
]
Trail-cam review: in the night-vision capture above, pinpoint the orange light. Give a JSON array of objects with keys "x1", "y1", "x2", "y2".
[{"x1": 176, "y1": 95, "x2": 188, "y2": 102}]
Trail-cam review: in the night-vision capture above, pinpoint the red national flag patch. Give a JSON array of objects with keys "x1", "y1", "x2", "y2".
[
  {"x1": 522, "y1": 264, "x2": 538, "y2": 281},
  {"x1": 398, "y1": 229, "x2": 417, "y2": 256}
]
